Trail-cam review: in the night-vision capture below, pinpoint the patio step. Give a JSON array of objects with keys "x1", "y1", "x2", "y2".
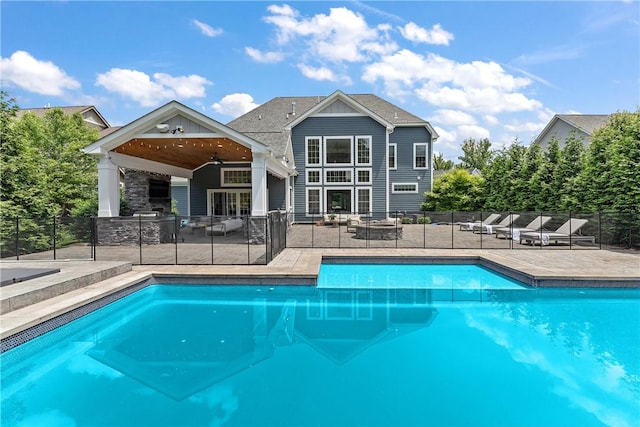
[{"x1": 0, "y1": 261, "x2": 132, "y2": 314}]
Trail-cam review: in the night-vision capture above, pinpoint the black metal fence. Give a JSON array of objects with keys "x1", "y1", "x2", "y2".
[
  {"x1": 289, "y1": 210, "x2": 639, "y2": 250},
  {"x1": 0, "y1": 211, "x2": 288, "y2": 265},
  {"x1": 1, "y1": 211, "x2": 638, "y2": 264}
]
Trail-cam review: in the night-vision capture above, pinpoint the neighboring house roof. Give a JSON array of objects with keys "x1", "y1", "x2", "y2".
[
  {"x1": 226, "y1": 91, "x2": 438, "y2": 158},
  {"x1": 533, "y1": 114, "x2": 610, "y2": 146},
  {"x1": 17, "y1": 105, "x2": 111, "y2": 130}
]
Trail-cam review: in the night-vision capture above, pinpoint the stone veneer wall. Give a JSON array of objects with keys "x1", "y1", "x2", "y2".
[
  {"x1": 96, "y1": 217, "x2": 174, "y2": 245},
  {"x1": 123, "y1": 170, "x2": 171, "y2": 215}
]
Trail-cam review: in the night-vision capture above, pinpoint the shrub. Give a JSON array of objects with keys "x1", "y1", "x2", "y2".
[{"x1": 417, "y1": 216, "x2": 431, "y2": 224}]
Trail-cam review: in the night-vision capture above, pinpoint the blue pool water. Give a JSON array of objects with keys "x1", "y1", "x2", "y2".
[{"x1": 1, "y1": 269, "x2": 639, "y2": 426}]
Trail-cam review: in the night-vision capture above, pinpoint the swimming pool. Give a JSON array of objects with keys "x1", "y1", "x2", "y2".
[{"x1": 1, "y1": 267, "x2": 639, "y2": 426}]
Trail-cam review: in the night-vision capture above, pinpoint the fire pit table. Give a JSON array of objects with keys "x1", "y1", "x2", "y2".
[{"x1": 354, "y1": 222, "x2": 403, "y2": 240}]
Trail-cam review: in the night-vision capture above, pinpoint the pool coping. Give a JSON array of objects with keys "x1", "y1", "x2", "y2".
[{"x1": 1, "y1": 249, "x2": 638, "y2": 349}]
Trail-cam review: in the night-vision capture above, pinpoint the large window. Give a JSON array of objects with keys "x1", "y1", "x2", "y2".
[
  {"x1": 306, "y1": 137, "x2": 321, "y2": 166},
  {"x1": 356, "y1": 136, "x2": 371, "y2": 166},
  {"x1": 324, "y1": 137, "x2": 352, "y2": 165},
  {"x1": 389, "y1": 143, "x2": 397, "y2": 169},
  {"x1": 306, "y1": 188, "x2": 321, "y2": 215},
  {"x1": 413, "y1": 143, "x2": 428, "y2": 169}
]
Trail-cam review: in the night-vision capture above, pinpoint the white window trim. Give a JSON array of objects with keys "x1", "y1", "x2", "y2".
[
  {"x1": 355, "y1": 168, "x2": 372, "y2": 185},
  {"x1": 221, "y1": 167, "x2": 252, "y2": 187},
  {"x1": 355, "y1": 135, "x2": 372, "y2": 166},
  {"x1": 306, "y1": 168, "x2": 322, "y2": 185},
  {"x1": 324, "y1": 187, "x2": 354, "y2": 213},
  {"x1": 305, "y1": 187, "x2": 323, "y2": 217},
  {"x1": 305, "y1": 136, "x2": 322, "y2": 167},
  {"x1": 324, "y1": 168, "x2": 353, "y2": 185},
  {"x1": 355, "y1": 187, "x2": 372, "y2": 215},
  {"x1": 389, "y1": 143, "x2": 397, "y2": 170},
  {"x1": 392, "y1": 182, "x2": 419, "y2": 194},
  {"x1": 413, "y1": 142, "x2": 429, "y2": 170},
  {"x1": 324, "y1": 135, "x2": 353, "y2": 166}
]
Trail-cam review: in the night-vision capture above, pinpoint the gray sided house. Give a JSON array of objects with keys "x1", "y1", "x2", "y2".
[
  {"x1": 227, "y1": 91, "x2": 438, "y2": 222},
  {"x1": 84, "y1": 91, "x2": 437, "y2": 224},
  {"x1": 533, "y1": 114, "x2": 610, "y2": 149}
]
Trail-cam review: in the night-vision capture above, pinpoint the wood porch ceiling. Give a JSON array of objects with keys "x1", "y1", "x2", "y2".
[{"x1": 110, "y1": 137, "x2": 253, "y2": 170}]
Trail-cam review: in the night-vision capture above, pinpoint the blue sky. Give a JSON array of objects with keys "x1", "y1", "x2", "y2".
[{"x1": 1, "y1": 1, "x2": 638, "y2": 160}]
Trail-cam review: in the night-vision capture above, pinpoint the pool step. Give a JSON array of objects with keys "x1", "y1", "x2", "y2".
[{"x1": 0, "y1": 261, "x2": 132, "y2": 314}]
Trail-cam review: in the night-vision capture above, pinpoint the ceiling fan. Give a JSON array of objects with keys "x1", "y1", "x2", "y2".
[{"x1": 210, "y1": 153, "x2": 224, "y2": 165}]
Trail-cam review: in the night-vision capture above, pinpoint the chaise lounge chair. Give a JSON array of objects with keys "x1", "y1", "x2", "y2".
[
  {"x1": 473, "y1": 214, "x2": 520, "y2": 234},
  {"x1": 519, "y1": 218, "x2": 595, "y2": 246},
  {"x1": 459, "y1": 213, "x2": 501, "y2": 231},
  {"x1": 494, "y1": 215, "x2": 552, "y2": 240}
]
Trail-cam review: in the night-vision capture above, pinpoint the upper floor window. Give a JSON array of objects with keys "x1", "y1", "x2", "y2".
[
  {"x1": 356, "y1": 136, "x2": 371, "y2": 166},
  {"x1": 222, "y1": 168, "x2": 251, "y2": 186},
  {"x1": 413, "y1": 143, "x2": 428, "y2": 169},
  {"x1": 306, "y1": 137, "x2": 321, "y2": 166},
  {"x1": 324, "y1": 136, "x2": 352, "y2": 165},
  {"x1": 389, "y1": 143, "x2": 397, "y2": 169},
  {"x1": 306, "y1": 169, "x2": 321, "y2": 185},
  {"x1": 324, "y1": 169, "x2": 353, "y2": 184}
]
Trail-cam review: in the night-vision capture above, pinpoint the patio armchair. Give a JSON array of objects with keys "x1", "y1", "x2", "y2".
[{"x1": 519, "y1": 218, "x2": 595, "y2": 246}]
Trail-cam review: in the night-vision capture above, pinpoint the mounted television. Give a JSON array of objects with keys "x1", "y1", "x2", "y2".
[{"x1": 148, "y1": 179, "x2": 170, "y2": 199}]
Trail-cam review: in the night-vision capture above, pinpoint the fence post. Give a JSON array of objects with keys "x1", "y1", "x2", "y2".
[
  {"x1": 53, "y1": 217, "x2": 57, "y2": 260},
  {"x1": 598, "y1": 211, "x2": 602, "y2": 250},
  {"x1": 138, "y1": 215, "x2": 143, "y2": 264},
  {"x1": 91, "y1": 217, "x2": 97, "y2": 261},
  {"x1": 15, "y1": 217, "x2": 19, "y2": 260}
]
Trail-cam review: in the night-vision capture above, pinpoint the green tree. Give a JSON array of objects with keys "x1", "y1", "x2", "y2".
[
  {"x1": 457, "y1": 137, "x2": 492, "y2": 172},
  {"x1": 528, "y1": 138, "x2": 561, "y2": 210},
  {"x1": 1, "y1": 103, "x2": 99, "y2": 218},
  {"x1": 578, "y1": 110, "x2": 640, "y2": 212},
  {"x1": 482, "y1": 141, "x2": 527, "y2": 210},
  {"x1": 556, "y1": 132, "x2": 586, "y2": 210},
  {"x1": 433, "y1": 152, "x2": 454, "y2": 170},
  {"x1": 421, "y1": 169, "x2": 485, "y2": 211}
]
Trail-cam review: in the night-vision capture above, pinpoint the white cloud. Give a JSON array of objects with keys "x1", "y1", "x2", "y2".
[
  {"x1": 192, "y1": 19, "x2": 223, "y2": 37},
  {"x1": 429, "y1": 109, "x2": 477, "y2": 126},
  {"x1": 95, "y1": 68, "x2": 211, "y2": 107},
  {"x1": 0, "y1": 50, "x2": 80, "y2": 96},
  {"x1": 399, "y1": 22, "x2": 454, "y2": 46},
  {"x1": 297, "y1": 63, "x2": 353, "y2": 85},
  {"x1": 484, "y1": 115, "x2": 499, "y2": 126},
  {"x1": 263, "y1": 5, "x2": 397, "y2": 63},
  {"x1": 458, "y1": 124, "x2": 490, "y2": 140},
  {"x1": 363, "y1": 50, "x2": 542, "y2": 114},
  {"x1": 153, "y1": 73, "x2": 211, "y2": 98},
  {"x1": 245, "y1": 47, "x2": 285, "y2": 64},
  {"x1": 211, "y1": 93, "x2": 259, "y2": 117},
  {"x1": 297, "y1": 63, "x2": 338, "y2": 82}
]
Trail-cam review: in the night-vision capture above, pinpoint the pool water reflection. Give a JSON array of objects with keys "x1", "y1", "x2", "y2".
[{"x1": 1, "y1": 284, "x2": 639, "y2": 427}]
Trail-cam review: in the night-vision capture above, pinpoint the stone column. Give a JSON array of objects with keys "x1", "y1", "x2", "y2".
[{"x1": 97, "y1": 156, "x2": 120, "y2": 217}]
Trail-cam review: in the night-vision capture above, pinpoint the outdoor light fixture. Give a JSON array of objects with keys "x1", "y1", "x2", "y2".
[
  {"x1": 171, "y1": 126, "x2": 184, "y2": 134},
  {"x1": 211, "y1": 153, "x2": 224, "y2": 165}
]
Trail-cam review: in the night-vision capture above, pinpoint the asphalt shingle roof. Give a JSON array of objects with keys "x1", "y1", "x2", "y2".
[
  {"x1": 556, "y1": 114, "x2": 610, "y2": 135},
  {"x1": 226, "y1": 93, "x2": 432, "y2": 157}
]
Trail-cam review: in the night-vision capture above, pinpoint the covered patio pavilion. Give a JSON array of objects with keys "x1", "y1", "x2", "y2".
[{"x1": 83, "y1": 101, "x2": 296, "y2": 219}]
